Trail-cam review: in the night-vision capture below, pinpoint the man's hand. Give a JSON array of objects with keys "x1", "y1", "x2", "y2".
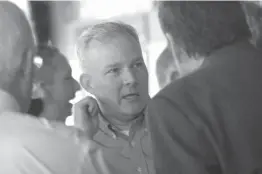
[{"x1": 74, "y1": 96, "x2": 100, "y2": 139}]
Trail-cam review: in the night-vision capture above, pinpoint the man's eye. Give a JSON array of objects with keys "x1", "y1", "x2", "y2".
[
  {"x1": 133, "y1": 62, "x2": 144, "y2": 68},
  {"x1": 108, "y1": 68, "x2": 120, "y2": 74}
]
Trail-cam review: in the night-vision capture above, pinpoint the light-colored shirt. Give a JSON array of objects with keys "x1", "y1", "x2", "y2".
[
  {"x1": 0, "y1": 90, "x2": 103, "y2": 174},
  {"x1": 90, "y1": 112, "x2": 155, "y2": 174},
  {"x1": 0, "y1": 112, "x2": 106, "y2": 174}
]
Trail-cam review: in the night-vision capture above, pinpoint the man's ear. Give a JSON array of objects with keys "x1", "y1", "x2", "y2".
[
  {"x1": 165, "y1": 32, "x2": 182, "y2": 75},
  {"x1": 80, "y1": 74, "x2": 93, "y2": 93}
]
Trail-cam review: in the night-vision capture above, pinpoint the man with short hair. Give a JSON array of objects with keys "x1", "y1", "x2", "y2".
[
  {"x1": 148, "y1": 2, "x2": 262, "y2": 174},
  {"x1": 0, "y1": 2, "x2": 99, "y2": 173},
  {"x1": 76, "y1": 21, "x2": 153, "y2": 174}
]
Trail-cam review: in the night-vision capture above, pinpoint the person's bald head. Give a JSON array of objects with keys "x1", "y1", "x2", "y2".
[{"x1": 0, "y1": 1, "x2": 35, "y2": 112}]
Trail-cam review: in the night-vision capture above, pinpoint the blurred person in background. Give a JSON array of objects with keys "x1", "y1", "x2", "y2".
[
  {"x1": 28, "y1": 44, "x2": 81, "y2": 122},
  {"x1": 76, "y1": 21, "x2": 153, "y2": 174},
  {"x1": 242, "y1": 1, "x2": 262, "y2": 48},
  {"x1": 148, "y1": 1, "x2": 262, "y2": 174},
  {"x1": 0, "y1": 2, "x2": 105, "y2": 173}
]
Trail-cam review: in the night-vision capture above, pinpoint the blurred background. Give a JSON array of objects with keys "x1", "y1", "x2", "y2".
[{"x1": 10, "y1": 0, "x2": 166, "y2": 125}]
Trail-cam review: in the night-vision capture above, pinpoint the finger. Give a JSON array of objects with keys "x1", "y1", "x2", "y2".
[
  {"x1": 76, "y1": 96, "x2": 97, "y2": 108},
  {"x1": 89, "y1": 106, "x2": 99, "y2": 118}
]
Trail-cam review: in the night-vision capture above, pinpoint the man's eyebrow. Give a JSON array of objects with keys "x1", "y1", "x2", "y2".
[
  {"x1": 104, "y1": 62, "x2": 121, "y2": 69},
  {"x1": 132, "y1": 57, "x2": 144, "y2": 63}
]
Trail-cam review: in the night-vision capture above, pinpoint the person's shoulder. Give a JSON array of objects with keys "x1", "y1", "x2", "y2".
[
  {"x1": 153, "y1": 67, "x2": 209, "y2": 103},
  {"x1": 154, "y1": 75, "x2": 188, "y2": 100},
  {"x1": 0, "y1": 111, "x2": 41, "y2": 128},
  {"x1": 0, "y1": 112, "x2": 78, "y2": 144}
]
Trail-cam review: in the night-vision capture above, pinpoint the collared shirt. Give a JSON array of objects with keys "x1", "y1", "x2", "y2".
[
  {"x1": 91, "y1": 110, "x2": 155, "y2": 174},
  {"x1": 0, "y1": 90, "x2": 103, "y2": 174}
]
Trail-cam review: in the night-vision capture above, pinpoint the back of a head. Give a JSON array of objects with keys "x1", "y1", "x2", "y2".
[
  {"x1": 35, "y1": 44, "x2": 67, "y2": 85},
  {"x1": 0, "y1": 1, "x2": 35, "y2": 111},
  {"x1": 0, "y1": 1, "x2": 34, "y2": 76},
  {"x1": 158, "y1": 1, "x2": 251, "y2": 58}
]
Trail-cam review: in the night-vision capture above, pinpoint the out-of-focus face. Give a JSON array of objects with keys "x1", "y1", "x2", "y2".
[
  {"x1": 37, "y1": 53, "x2": 80, "y2": 122},
  {"x1": 81, "y1": 34, "x2": 150, "y2": 123}
]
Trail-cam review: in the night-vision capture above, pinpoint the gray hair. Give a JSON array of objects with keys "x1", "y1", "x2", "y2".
[{"x1": 76, "y1": 21, "x2": 140, "y2": 69}]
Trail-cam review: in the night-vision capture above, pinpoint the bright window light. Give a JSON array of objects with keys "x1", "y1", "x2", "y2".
[{"x1": 80, "y1": 0, "x2": 152, "y2": 20}]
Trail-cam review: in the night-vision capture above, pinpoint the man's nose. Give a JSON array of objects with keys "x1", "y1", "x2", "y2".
[{"x1": 123, "y1": 68, "x2": 137, "y2": 86}]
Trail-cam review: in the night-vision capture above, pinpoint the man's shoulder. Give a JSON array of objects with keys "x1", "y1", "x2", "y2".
[
  {"x1": 152, "y1": 67, "x2": 212, "y2": 106},
  {"x1": 155, "y1": 73, "x2": 197, "y2": 97},
  {"x1": 0, "y1": 111, "x2": 41, "y2": 128},
  {"x1": 0, "y1": 112, "x2": 80, "y2": 145}
]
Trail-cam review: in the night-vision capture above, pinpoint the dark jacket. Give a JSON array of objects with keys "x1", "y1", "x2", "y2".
[{"x1": 148, "y1": 41, "x2": 262, "y2": 174}]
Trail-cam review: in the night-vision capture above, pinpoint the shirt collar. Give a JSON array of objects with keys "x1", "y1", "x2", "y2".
[
  {"x1": 98, "y1": 108, "x2": 147, "y2": 141},
  {"x1": 0, "y1": 89, "x2": 20, "y2": 113}
]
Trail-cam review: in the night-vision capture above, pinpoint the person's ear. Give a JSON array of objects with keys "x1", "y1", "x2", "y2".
[
  {"x1": 80, "y1": 74, "x2": 93, "y2": 93},
  {"x1": 165, "y1": 32, "x2": 183, "y2": 76}
]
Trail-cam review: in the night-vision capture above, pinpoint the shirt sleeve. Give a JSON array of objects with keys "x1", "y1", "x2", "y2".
[
  {"x1": 0, "y1": 122, "x2": 111, "y2": 174},
  {"x1": 148, "y1": 96, "x2": 221, "y2": 174},
  {"x1": 73, "y1": 127, "x2": 112, "y2": 174},
  {"x1": 0, "y1": 140, "x2": 52, "y2": 174}
]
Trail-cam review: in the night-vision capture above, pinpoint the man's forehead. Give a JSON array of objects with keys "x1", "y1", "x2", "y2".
[{"x1": 83, "y1": 35, "x2": 142, "y2": 65}]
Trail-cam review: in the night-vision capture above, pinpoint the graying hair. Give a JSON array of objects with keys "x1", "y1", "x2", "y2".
[{"x1": 76, "y1": 21, "x2": 140, "y2": 66}]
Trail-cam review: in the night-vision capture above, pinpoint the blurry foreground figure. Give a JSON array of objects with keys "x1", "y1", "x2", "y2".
[
  {"x1": 148, "y1": 2, "x2": 262, "y2": 174},
  {"x1": 0, "y1": 2, "x2": 103, "y2": 173}
]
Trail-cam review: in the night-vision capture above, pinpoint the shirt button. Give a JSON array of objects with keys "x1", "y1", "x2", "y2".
[
  {"x1": 131, "y1": 141, "x2": 136, "y2": 147},
  {"x1": 137, "y1": 167, "x2": 142, "y2": 173}
]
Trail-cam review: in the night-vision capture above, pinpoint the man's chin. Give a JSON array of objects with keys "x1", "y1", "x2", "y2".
[{"x1": 122, "y1": 105, "x2": 146, "y2": 116}]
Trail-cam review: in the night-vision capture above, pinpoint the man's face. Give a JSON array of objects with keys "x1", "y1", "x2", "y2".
[
  {"x1": 45, "y1": 54, "x2": 80, "y2": 121},
  {"x1": 81, "y1": 34, "x2": 149, "y2": 122}
]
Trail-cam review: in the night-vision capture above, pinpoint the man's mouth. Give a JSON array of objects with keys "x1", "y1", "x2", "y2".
[{"x1": 122, "y1": 93, "x2": 140, "y2": 101}]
